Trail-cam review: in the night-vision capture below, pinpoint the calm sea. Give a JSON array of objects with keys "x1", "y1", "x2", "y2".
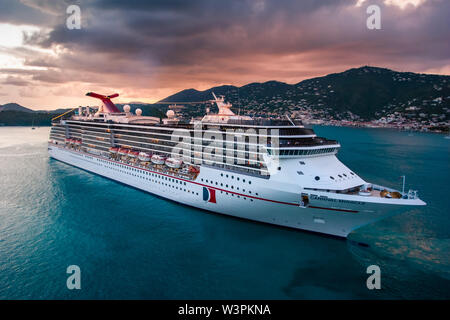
[{"x1": 0, "y1": 126, "x2": 449, "y2": 299}]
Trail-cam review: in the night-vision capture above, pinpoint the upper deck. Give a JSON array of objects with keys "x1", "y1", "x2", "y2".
[{"x1": 50, "y1": 92, "x2": 341, "y2": 177}]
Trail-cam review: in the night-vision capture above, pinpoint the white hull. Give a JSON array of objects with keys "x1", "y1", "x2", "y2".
[{"x1": 48, "y1": 145, "x2": 421, "y2": 238}]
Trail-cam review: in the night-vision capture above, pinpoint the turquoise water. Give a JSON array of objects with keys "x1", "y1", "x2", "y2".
[{"x1": 0, "y1": 126, "x2": 449, "y2": 299}]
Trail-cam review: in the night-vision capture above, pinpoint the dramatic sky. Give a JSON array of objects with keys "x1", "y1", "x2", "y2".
[{"x1": 0, "y1": 0, "x2": 449, "y2": 109}]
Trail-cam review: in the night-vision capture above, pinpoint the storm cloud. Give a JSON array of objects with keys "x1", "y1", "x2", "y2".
[{"x1": 0, "y1": 0, "x2": 449, "y2": 109}]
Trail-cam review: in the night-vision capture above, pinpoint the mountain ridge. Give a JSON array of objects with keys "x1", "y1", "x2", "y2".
[
  {"x1": 156, "y1": 66, "x2": 449, "y2": 120},
  {"x1": 1, "y1": 66, "x2": 449, "y2": 126}
]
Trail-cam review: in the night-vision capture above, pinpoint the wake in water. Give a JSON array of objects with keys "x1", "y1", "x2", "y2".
[{"x1": 0, "y1": 152, "x2": 43, "y2": 157}]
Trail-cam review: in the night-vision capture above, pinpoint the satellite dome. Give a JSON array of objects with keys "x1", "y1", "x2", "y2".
[
  {"x1": 123, "y1": 104, "x2": 131, "y2": 113},
  {"x1": 135, "y1": 108, "x2": 142, "y2": 116},
  {"x1": 166, "y1": 110, "x2": 175, "y2": 118}
]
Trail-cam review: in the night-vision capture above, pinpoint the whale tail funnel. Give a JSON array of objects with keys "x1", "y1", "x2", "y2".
[{"x1": 86, "y1": 92, "x2": 121, "y2": 113}]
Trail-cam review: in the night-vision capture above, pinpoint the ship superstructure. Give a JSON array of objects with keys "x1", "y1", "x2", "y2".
[{"x1": 48, "y1": 92, "x2": 425, "y2": 237}]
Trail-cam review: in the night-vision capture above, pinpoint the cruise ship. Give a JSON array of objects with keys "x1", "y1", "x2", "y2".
[{"x1": 48, "y1": 92, "x2": 426, "y2": 238}]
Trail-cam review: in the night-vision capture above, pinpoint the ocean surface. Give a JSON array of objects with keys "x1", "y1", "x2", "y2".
[{"x1": 0, "y1": 126, "x2": 449, "y2": 299}]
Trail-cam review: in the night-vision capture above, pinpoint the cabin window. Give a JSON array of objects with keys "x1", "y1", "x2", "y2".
[
  {"x1": 297, "y1": 171, "x2": 304, "y2": 175},
  {"x1": 330, "y1": 176, "x2": 335, "y2": 180}
]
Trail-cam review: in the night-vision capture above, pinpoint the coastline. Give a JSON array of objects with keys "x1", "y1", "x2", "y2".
[{"x1": 307, "y1": 122, "x2": 449, "y2": 134}]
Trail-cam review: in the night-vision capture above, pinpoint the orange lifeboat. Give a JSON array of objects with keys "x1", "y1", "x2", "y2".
[
  {"x1": 151, "y1": 154, "x2": 166, "y2": 165},
  {"x1": 138, "y1": 152, "x2": 151, "y2": 161},
  {"x1": 165, "y1": 158, "x2": 183, "y2": 169},
  {"x1": 128, "y1": 151, "x2": 139, "y2": 158}
]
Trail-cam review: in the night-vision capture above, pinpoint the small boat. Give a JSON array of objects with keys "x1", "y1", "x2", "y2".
[
  {"x1": 138, "y1": 152, "x2": 151, "y2": 161},
  {"x1": 109, "y1": 147, "x2": 119, "y2": 154},
  {"x1": 151, "y1": 154, "x2": 166, "y2": 165},
  {"x1": 165, "y1": 157, "x2": 183, "y2": 169},
  {"x1": 128, "y1": 151, "x2": 139, "y2": 158},
  {"x1": 65, "y1": 138, "x2": 70, "y2": 144},
  {"x1": 74, "y1": 139, "x2": 82, "y2": 146}
]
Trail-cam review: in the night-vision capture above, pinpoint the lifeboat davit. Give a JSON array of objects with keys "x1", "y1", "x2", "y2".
[
  {"x1": 151, "y1": 154, "x2": 166, "y2": 165},
  {"x1": 109, "y1": 147, "x2": 119, "y2": 154},
  {"x1": 165, "y1": 158, "x2": 183, "y2": 169},
  {"x1": 118, "y1": 148, "x2": 129, "y2": 156},
  {"x1": 128, "y1": 151, "x2": 139, "y2": 158},
  {"x1": 138, "y1": 152, "x2": 151, "y2": 161}
]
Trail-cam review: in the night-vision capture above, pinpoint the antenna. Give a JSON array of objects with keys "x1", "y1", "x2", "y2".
[
  {"x1": 285, "y1": 114, "x2": 295, "y2": 126},
  {"x1": 401, "y1": 175, "x2": 406, "y2": 195},
  {"x1": 238, "y1": 87, "x2": 240, "y2": 116}
]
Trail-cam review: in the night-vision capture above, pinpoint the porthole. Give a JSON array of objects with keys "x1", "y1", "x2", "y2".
[
  {"x1": 315, "y1": 176, "x2": 320, "y2": 181},
  {"x1": 330, "y1": 176, "x2": 335, "y2": 180}
]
